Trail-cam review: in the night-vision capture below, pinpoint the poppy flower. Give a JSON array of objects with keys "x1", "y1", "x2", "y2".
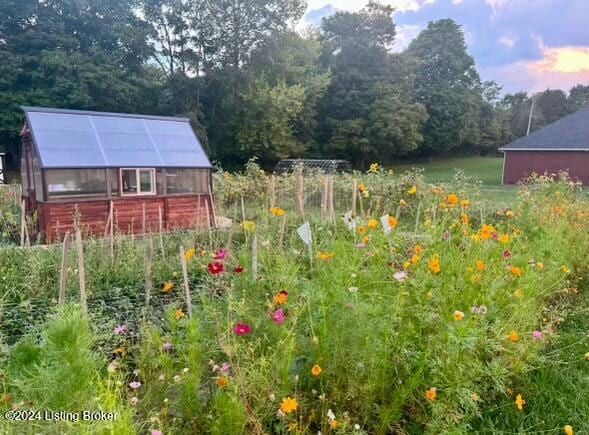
[
  {"x1": 208, "y1": 262, "x2": 225, "y2": 275},
  {"x1": 234, "y1": 323, "x2": 252, "y2": 336},
  {"x1": 272, "y1": 309, "x2": 285, "y2": 325}
]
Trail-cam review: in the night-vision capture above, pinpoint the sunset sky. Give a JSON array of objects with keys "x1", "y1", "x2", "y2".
[{"x1": 303, "y1": 0, "x2": 589, "y2": 94}]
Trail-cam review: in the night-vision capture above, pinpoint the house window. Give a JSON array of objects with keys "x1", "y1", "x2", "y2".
[{"x1": 121, "y1": 168, "x2": 155, "y2": 195}]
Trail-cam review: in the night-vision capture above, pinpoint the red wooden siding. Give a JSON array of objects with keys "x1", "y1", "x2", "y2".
[
  {"x1": 38, "y1": 194, "x2": 213, "y2": 242},
  {"x1": 503, "y1": 151, "x2": 589, "y2": 185}
]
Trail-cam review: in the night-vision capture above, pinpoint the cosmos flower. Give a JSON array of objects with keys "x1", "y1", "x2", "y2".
[
  {"x1": 394, "y1": 270, "x2": 408, "y2": 283},
  {"x1": 175, "y1": 309, "x2": 185, "y2": 320},
  {"x1": 233, "y1": 266, "x2": 244, "y2": 274},
  {"x1": 114, "y1": 325, "x2": 128, "y2": 335},
  {"x1": 508, "y1": 330, "x2": 520, "y2": 343},
  {"x1": 565, "y1": 425, "x2": 574, "y2": 435},
  {"x1": 428, "y1": 257, "x2": 441, "y2": 274},
  {"x1": 129, "y1": 381, "x2": 141, "y2": 389},
  {"x1": 503, "y1": 249, "x2": 512, "y2": 259},
  {"x1": 214, "y1": 249, "x2": 228, "y2": 260},
  {"x1": 317, "y1": 252, "x2": 335, "y2": 261},
  {"x1": 446, "y1": 193, "x2": 459, "y2": 205},
  {"x1": 208, "y1": 262, "x2": 225, "y2": 275},
  {"x1": 234, "y1": 323, "x2": 252, "y2": 336},
  {"x1": 367, "y1": 218, "x2": 379, "y2": 229},
  {"x1": 388, "y1": 216, "x2": 398, "y2": 229},
  {"x1": 532, "y1": 331, "x2": 543, "y2": 341},
  {"x1": 272, "y1": 309, "x2": 285, "y2": 325},
  {"x1": 273, "y1": 290, "x2": 288, "y2": 305}
]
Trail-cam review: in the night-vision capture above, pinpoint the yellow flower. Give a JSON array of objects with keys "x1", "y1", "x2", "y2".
[
  {"x1": 318, "y1": 252, "x2": 335, "y2": 261},
  {"x1": 414, "y1": 245, "x2": 424, "y2": 255},
  {"x1": 460, "y1": 199, "x2": 470, "y2": 208},
  {"x1": 471, "y1": 393, "x2": 480, "y2": 402},
  {"x1": 561, "y1": 265, "x2": 571, "y2": 273},
  {"x1": 480, "y1": 224, "x2": 496, "y2": 240},
  {"x1": 470, "y1": 273, "x2": 482, "y2": 283},
  {"x1": 428, "y1": 257, "x2": 441, "y2": 274},
  {"x1": 330, "y1": 420, "x2": 339, "y2": 430},
  {"x1": 515, "y1": 393, "x2": 525, "y2": 411},
  {"x1": 505, "y1": 210, "x2": 515, "y2": 218},
  {"x1": 411, "y1": 254, "x2": 420, "y2": 265},
  {"x1": 408, "y1": 186, "x2": 417, "y2": 195},
  {"x1": 358, "y1": 226, "x2": 367, "y2": 235},
  {"x1": 184, "y1": 248, "x2": 196, "y2": 261},
  {"x1": 369, "y1": 162, "x2": 380, "y2": 173},
  {"x1": 358, "y1": 182, "x2": 366, "y2": 193},
  {"x1": 216, "y1": 377, "x2": 229, "y2": 389},
  {"x1": 475, "y1": 260, "x2": 486, "y2": 271},
  {"x1": 175, "y1": 309, "x2": 185, "y2": 320},
  {"x1": 426, "y1": 387, "x2": 437, "y2": 401},
  {"x1": 536, "y1": 262, "x2": 544, "y2": 270},
  {"x1": 388, "y1": 216, "x2": 398, "y2": 229},
  {"x1": 241, "y1": 220, "x2": 256, "y2": 232},
  {"x1": 564, "y1": 425, "x2": 574, "y2": 435},
  {"x1": 446, "y1": 193, "x2": 459, "y2": 205},
  {"x1": 499, "y1": 234, "x2": 510, "y2": 244},
  {"x1": 403, "y1": 261, "x2": 412, "y2": 270},
  {"x1": 269, "y1": 207, "x2": 286, "y2": 217},
  {"x1": 163, "y1": 282, "x2": 174, "y2": 293},
  {"x1": 453, "y1": 310, "x2": 465, "y2": 321},
  {"x1": 280, "y1": 396, "x2": 298, "y2": 414},
  {"x1": 311, "y1": 364, "x2": 322, "y2": 376},
  {"x1": 508, "y1": 330, "x2": 520, "y2": 343},
  {"x1": 514, "y1": 288, "x2": 523, "y2": 298},
  {"x1": 460, "y1": 213, "x2": 469, "y2": 225},
  {"x1": 509, "y1": 266, "x2": 523, "y2": 277},
  {"x1": 367, "y1": 218, "x2": 379, "y2": 229},
  {"x1": 399, "y1": 199, "x2": 407, "y2": 206},
  {"x1": 362, "y1": 236, "x2": 370, "y2": 244}
]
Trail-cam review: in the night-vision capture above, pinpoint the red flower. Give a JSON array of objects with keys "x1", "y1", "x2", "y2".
[
  {"x1": 503, "y1": 249, "x2": 512, "y2": 259},
  {"x1": 233, "y1": 266, "x2": 244, "y2": 274},
  {"x1": 233, "y1": 323, "x2": 252, "y2": 336},
  {"x1": 208, "y1": 262, "x2": 225, "y2": 275}
]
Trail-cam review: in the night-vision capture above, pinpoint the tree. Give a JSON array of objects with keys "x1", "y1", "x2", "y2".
[
  {"x1": 568, "y1": 84, "x2": 589, "y2": 111},
  {"x1": 405, "y1": 19, "x2": 481, "y2": 155}
]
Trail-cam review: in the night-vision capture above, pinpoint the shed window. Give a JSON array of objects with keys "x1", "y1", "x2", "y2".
[
  {"x1": 166, "y1": 169, "x2": 209, "y2": 194},
  {"x1": 46, "y1": 169, "x2": 107, "y2": 199},
  {"x1": 121, "y1": 168, "x2": 155, "y2": 195}
]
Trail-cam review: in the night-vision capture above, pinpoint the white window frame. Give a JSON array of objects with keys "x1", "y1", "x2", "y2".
[{"x1": 120, "y1": 168, "x2": 156, "y2": 196}]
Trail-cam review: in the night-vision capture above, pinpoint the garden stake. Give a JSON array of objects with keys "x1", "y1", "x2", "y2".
[
  {"x1": 205, "y1": 200, "x2": 212, "y2": 251},
  {"x1": 180, "y1": 245, "x2": 193, "y2": 318},
  {"x1": 240, "y1": 194, "x2": 246, "y2": 222},
  {"x1": 251, "y1": 235, "x2": 258, "y2": 280},
  {"x1": 76, "y1": 229, "x2": 88, "y2": 315},
  {"x1": 352, "y1": 179, "x2": 357, "y2": 217},
  {"x1": 414, "y1": 203, "x2": 422, "y2": 233},
  {"x1": 145, "y1": 237, "x2": 153, "y2": 310},
  {"x1": 142, "y1": 202, "x2": 146, "y2": 236},
  {"x1": 158, "y1": 205, "x2": 164, "y2": 257},
  {"x1": 59, "y1": 231, "x2": 70, "y2": 307}
]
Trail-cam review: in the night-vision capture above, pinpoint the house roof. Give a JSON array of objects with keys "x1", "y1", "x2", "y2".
[
  {"x1": 500, "y1": 106, "x2": 589, "y2": 152},
  {"x1": 22, "y1": 106, "x2": 212, "y2": 169}
]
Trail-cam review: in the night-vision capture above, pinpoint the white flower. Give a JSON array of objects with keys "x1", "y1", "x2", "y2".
[
  {"x1": 130, "y1": 396, "x2": 139, "y2": 406},
  {"x1": 327, "y1": 409, "x2": 336, "y2": 421},
  {"x1": 394, "y1": 270, "x2": 408, "y2": 283},
  {"x1": 173, "y1": 375, "x2": 182, "y2": 383},
  {"x1": 158, "y1": 374, "x2": 165, "y2": 381},
  {"x1": 107, "y1": 362, "x2": 118, "y2": 373},
  {"x1": 268, "y1": 393, "x2": 275, "y2": 402},
  {"x1": 354, "y1": 423, "x2": 360, "y2": 430},
  {"x1": 348, "y1": 286, "x2": 359, "y2": 294},
  {"x1": 182, "y1": 367, "x2": 189, "y2": 373}
]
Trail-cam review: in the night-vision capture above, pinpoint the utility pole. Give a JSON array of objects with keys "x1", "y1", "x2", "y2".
[{"x1": 526, "y1": 95, "x2": 535, "y2": 136}]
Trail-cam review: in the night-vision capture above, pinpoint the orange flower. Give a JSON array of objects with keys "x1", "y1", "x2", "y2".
[
  {"x1": 318, "y1": 252, "x2": 335, "y2": 261},
  {"x1": 499, "y1": 234, "x2": 510, "y2": 244},
  {"x1": 565, "y1": 425, "x2": 574, "y2": 435},
  {"x1": 513, "y1": 288, "x2": 523, "y2": 298},
  {"x1": 216, "y1": 377, "x2": 229, "y2": 389},
  {"x1": 273, "y1": 290, "x2": 288, "y2": 305},
  {"x1": 330, "y1": 420, "x2": 339, "y2": 430},
  {"x1": 475, "y1": 260, "x2": 486, "y2": 271},
  {"x1": 280, "y1": 396, "x2": 298, "y2": 414},
  {"x1": 175, "y1": 309, "x2": 185, "y2": 320},
  {"x1": 460, "y1": 199, "x2": 470, "y2": 208},
  {"x1": 184, "y1": 248, "x2": 196, "y2": 261},
  {"x1": 425, "y1": 387, "x2": 437, "y2": 401},
  {"x1": 428, "y1": 257, "x2": 441, "y2": 274},
  {"x1": 453, "y1": 310, "x2": 464, "y2": 321},
  {"x1": 311, "y1": 364, "x2": 322, "y2": 377},
  {"x1": 480, "y1": 224, "x2": 496, "y2": 240},
  {"x1": 515, "y1": 393, "x2": 525, "y2": 411},
  {"x1": 446, "y1": 193, "x2": 459, "y2": 205},
  {"x1": 269, "y1": 207, "x2": 286, "y2": 217},
  {"x1": 388, "y1": 216, "x2": 398, "y2": 229},
  {"x1": 508, "y1": 330, "x2": 519, "y2": 343},
  {"x1": 509, "y1": 266, "x2": 523, "y2": 277},
  {"x1": 414, "y1": 245, "x2": 424, "y2": 255},
  {"x1": 411, "y1": 254, "x2": 420, "y2": 265},
  {"x1": 460, "y1": 213, "x2": 469, "y2": 225},
  {"x1": 163, "y1": 282, "x2": 174, "y2": 293},
  {"x1": 367, "y1": 218, "x2": 379, "y2": 229},
  {"x1": 358, "y1": 226, "x2": 367, "y2": 235}
]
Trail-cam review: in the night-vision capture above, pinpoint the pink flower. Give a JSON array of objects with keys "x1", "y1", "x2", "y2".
[
  {"x1": 151, "y1": 431, "x2": 163, "y2": 435},
  {"x1": 356, "y1": 242, "x2": 367, "y2": 249},
  {"x1": 129, "y1": 381, "x2": 141, "y2": 389},
  {"x1": 234, "y1": 323, "x2": 252, "y2": 336},
  {"x1": 394, "y1": 271, "x2": 408, "y2": 283},
  {"x1": 532, "y1": 330, "x2": 543, "y2": 341},
  {"x1": 442, "y1": 231, "x2": 451, "y2": 241},
  {"x1": 272, "y1": 309, "x2": 286, "y2": 325},
  {"x1": 162, "y1": 342, "x2": 173, "y2": 352},
  {"x1": 208, "y1": 262, "x2": 225, "y2": 275},
  {"x1": 503, "y1": 249, "x2": 512, "y2": 259},
  {"x1": 214, "y1": 249, "x2": 228, "y2": 261},
  {"x1": 220, "y1": 362, "x2": 231, "y2": 374},
  {"x1": 114, "y1": 324, "x2": 128, "y2": 335}
]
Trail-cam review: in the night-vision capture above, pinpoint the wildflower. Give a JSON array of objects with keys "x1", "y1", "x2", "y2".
[
  {"x1": 536, "y1": 262, "x2": 545, "y2": 270},
  {"x1": 234, "y1": 323, "x2": 252, "y2": 336},
  {"x1": 151, "y1": 431, "x2": 163, "y2": 435},
  {"x1": 233, "y1": 266, "x2": 244, "y2": 274},
  {"x1": 471, "y1": 393, "x2": 480, "y2": 401},
  {"x1": 403, "y1": 261, "x2": 412, "y2": 270},
  {"x1": 184, "y1": 248, "x2": 196, "y2": 261},
  {"x1": 358, "y1": 182, "x2": 367, "y2": 194},
  {"x1": 514, "y1": 288, "x2": 523, "y2": 298},
  {"x1": 442, "y1": 231, "x2": 451, "y2": 241},
  {"x1": 453, "y1": 310, "x2": 465, "y2": 321},
  {"x1": 273, "y1": 290, "x2": 288, "y2": 305},
  {"x1": 394, "y1": 270, "x2": 408, "y2": 283},
  {"x1": 446, "y1": 193, "x2": 459, "y2": 205},
  {"x1": 330, "y1": 420, "x2": 339, "y2": 430},
  {"x1": 208, "y1": 262, "x2": 225, "y2": 275},
  {"x1": 129, "y1": 381, "x2": 141, "y2": 389},
  {"x1": 532, "y1": 330, "x2": 543, "y2": 341},
  {"x1": 561, "y1": 265, "x2": 571, "y2": 273},
  {"x1": 114, "y1": 347, "x2": 125, "y2": 356},
  {"x1": 163, "y1": 281, "x2": 174, "y2": 293},
  {"x1": 426, "y1": 387, "x2": 437, "y2": 401},
  {"x1": 318, "y1": 252, "x2": 335, "y2": 261},
  {"x1": 241, "y1": 220, "x2": 256, "y2": 232},
  {"x1": 216, "y1": 377, "x2": 229, "y2": 389},
  {"x1": 269, "y1": 207, "x2": 286, "y2": 217},
  {"x1": 107, "y1": 362, "x2": 118, "y2": 373},
  {"x1": 173, "y1": 375, "x2": 181, "y2": 383},
  {"x1": 480, "y1": 224, "x2": 496, "y2": 240},
  {"x1": 358, "y1": 226, "x2": 367, "y2": 235},
  {"x1": 475, "y1": 260, "x2": 486, "y2": 271},
  {"x1": 508, "y1": 330, "x2": 520, "y2": 343},
  {"x1": 388, "y1": 216, "x2": 398, "y2": 229},
  {"x1": 505, "y1": 210, "x2": 515, "y2": 218},
  {"x1": 214, "y1": 249, "x2": 228, "y2": 260},
  {"x1": 356, "y1": 242, "x2": 367, "y2": 249},
  {"x1": 509, "y1": 266, "x2": 523, "y2": 277},
  {"x1": 130, "y1": 397, "x2": 139, "y2": 406},
  {"x1": 565, "y1": 425, "x2": 574, "y2": 435},
  {"x1": 460, "y1": 213, "x2": 469, "y2": 225},
  {"x1": 175, "y1": 309, "x2": 185, "y2": 320},
  {"x1": 311, "y1": 364, "x2": 322, "y2": 377},
  {"x1": 506, "y1": 387, "x2": 514, "y2": 396},
  {"x1": 220, "y1": 362, "x2": 230, "y2": 374},
  {"x1": 498, "y1": 234, "x2": 510, "y2": 244},
  {"x1": 470, "y1": 273, "x2": 482, "y2": 283},
  {"x1": 460, "y1": 199, "x2": 470, "y2": 208},
  {"x1": 272, "y1": 309, "x2": 286, "y2": 325},
  {"x1": 585, "y1": 352, "x2": 589, "y2": 360},
  {"x1": 408, "y1": 186, "x2": 417, "y2": 195},
  {"x1": 515, "y1": 394, "x2": 525, "y2": 411},
  {"x1": 369, "y1": 162, "x2": 380, "y2": 173},
  {"x1": 411, "y1": 254, "x2": 420, "y2": 264},
  {"x1": 367, "y1": 218, "x2": 379, "y2": 229},
  {"x1": 503, "y1": 249, "x2": 512, "y2": 259},
  {"x1": 280, "y1": 396, "x2": 298, "y2": 414},
  {"x1": 162, "y1": 342, "x2": 173, "y2": 352},
  {"x1": 428, "y1": 257, "x2": 441, "y2": 274},
  {"x1": 114, "y1": 324, "x2": 128, "y2": 335},
  {"x1": 399, "y1": 199, "x2": 407, "y2": 206},
  {"x1": 414, "y1": 245, "x2": 424, "y2": 255},
  {"x1": 348, "y1": 286, "x2": 359, "y2": 293}
]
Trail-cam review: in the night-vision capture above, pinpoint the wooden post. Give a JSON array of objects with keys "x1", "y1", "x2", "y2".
[
  {"x1": 75, "y1": 229, "x2": 88, "y2": 315},
  {"x1": 179, "y1": 246, "x2": 193, "y2": 318},
  {"x1": 395, "y1": 205, "x2": 401, "y2": 221},
  {"x1": 240, "y1": 194, "x2": 246, "y2": 222},
  {"x1": 414, "y1": 204, "x2": 422, "y2": 233},
  {"x1": 142, "y1": 202, "x2": 146, "y2": 236},
  {"x1": 322, "y1": 176, "x2": 328, "y2": 216},
  {"x1": 109, "y1": 201, "x2": 114, "y2": 260},
  {"x1": 205, "y1": 200, "x2": 212, "y2": 251},
  {"x1": 251, "y1": 235, "x2": 258, "y2": 280},
  {"x1": 270, "y1": 174, "x2": 276, "y2": 208},
  {"x1": 59, "y1": 231, "x2": 70, "y2": 307},
  {"x1": 158, "y1": 205, "x2": 164, "y2": 257},
  {"x1": 208, "y1": 185, "x2": 218, "y2": 228},
  {"x1": 20, "y1": 199, "x2": 26, "y2": 247},
  {"x1": 297, "y1": 174, "x2": 304, "y2": 218},
  {"x1": 328, "y1": 175, "x2": 335, "y2": 223},
  {"x1": 145, "y1": 238, "x2": 153, "y2": 309},
  {"x1": 352, "y1": 179, "x2": 357, "y2": 217}
]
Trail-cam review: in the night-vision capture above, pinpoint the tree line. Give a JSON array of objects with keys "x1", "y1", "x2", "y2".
[{"x1": 1, "y1": 0, "x2": 588, "y2": 172}]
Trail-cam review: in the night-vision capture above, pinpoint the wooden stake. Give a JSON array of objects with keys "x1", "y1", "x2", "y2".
[
  {"x1": 158, "y1": 205, "x2": 164, "y2": 257},
  {"x1": 142, "y1": 202, "x2": 146, "y2": 236},
  {"x1": 208, "y1": 185, "x2": 218, "y2": 228},
  {"x1": 328, "y1": 175, "x2": 335, "y2": 223},
  {"x1": 145, "y1": 238, "x2": 153, "y2": 309},
  {"x1": 352, "y1": 179, "x2": 357, "y2": 217},
  {"x1": 297, "y1": 174, "x2": 304, "y2": 218},
  {"x1": 205, "y1": 200, "x2": 212, "y2": 251},
  {"x1": 414, "y1": 204, "x2": 422, "y2": 233},
  {"x1": 59, "y1": 231, "x2": 70, "y2": 307},
  {"x1": 179, "y1": 246, "x2": 193, "y2": 318},
  {"x1": 20, "y1": 199, "x2": 26, "y2": 247},
  {"x1": 270, "y1": 174, "x2": 276, "y2": 208},
  {"x1": 240, "y1": 194, "x2": 246, "y2": 222},
  {"x1": 251, "y1": 235, "x2": 258, "y2": 280},
  {"x1": 75, "y1": 229, "x2": 88, "y2": 315}
]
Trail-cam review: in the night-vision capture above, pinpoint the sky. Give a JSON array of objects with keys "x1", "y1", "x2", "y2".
[{"x1": 303, "y1": 0, "x2": 589, "y2": 94}]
